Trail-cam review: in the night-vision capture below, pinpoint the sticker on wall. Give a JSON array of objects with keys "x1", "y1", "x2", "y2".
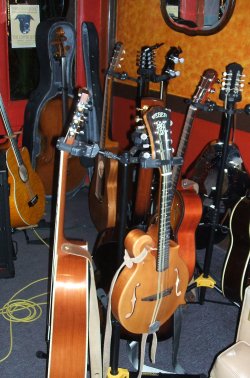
[{"x1": 9, "y1": 4, "x2": 40, "y2": 48}]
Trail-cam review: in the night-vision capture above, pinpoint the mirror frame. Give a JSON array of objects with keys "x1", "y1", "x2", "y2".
[{"x1": 160, "y1": 0, "x2": 236, "y2": 36}]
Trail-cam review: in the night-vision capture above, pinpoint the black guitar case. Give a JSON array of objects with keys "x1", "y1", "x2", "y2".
[{"x1": 22, "y1": 18, "x2": 75, "y2": 167}]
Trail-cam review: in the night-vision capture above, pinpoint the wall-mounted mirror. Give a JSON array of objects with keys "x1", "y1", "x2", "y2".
[{"x1": 160, "y1": 0, "x2": 236, "y2": 36}]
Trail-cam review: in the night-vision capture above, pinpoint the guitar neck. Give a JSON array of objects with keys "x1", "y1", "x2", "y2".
[
  {"x1": 172, "y1": 104, "x2": 197, "y2": 191},
  {"x1": 99, "y1": 74, "x2": 116, "y2": 149},
  {"x1": 0, "y1": 94, "x2": 23, "y2": 166}
]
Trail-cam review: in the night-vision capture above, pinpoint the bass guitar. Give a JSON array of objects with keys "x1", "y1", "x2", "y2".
[
  {"x1": 221, "y1": 191, "x2": 250, "y2": 303},
  {"x1": 0, "y1": 94, "x2": 45, "y2": 229},
  {"x1": 171, "y1": 68, "x2": 218, "y2": 280},
  {"x1": 111, "y1": 106, "x2": 189, "y2": 335},
  {"x1": 88, "y1": 42, "x2": 124, "y2": 232},
  {"x1": 47, "y1": 90, "x2": 97, "y2": 377}
]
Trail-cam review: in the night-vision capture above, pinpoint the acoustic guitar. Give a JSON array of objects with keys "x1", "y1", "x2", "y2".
[
  {"x1": 111, "y1": 106, "x2": 189, "y2": 335},
  {"x1": 221, "y1": 191, "x2": 250, "y2": 303},
  {"x1": 88, "y1": 42, "x2": 124, "y2": 232},
  {"x1": 47, "y1": 89, "x2": 92, "y2": 377},
  {"x1": 171, "y1": 68, "x2": 218, "y2": 280},
  {"x1": 0, "y1": 94, "x2": 45, "y2": 229}
]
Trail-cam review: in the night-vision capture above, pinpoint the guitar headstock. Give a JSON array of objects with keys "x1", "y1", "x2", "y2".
[
  {"x1": 143, "y1": 106, "x2": 172, "y2": 172},
  {"x1": 51, "y1": 26, "x2": 70, "y2": 59},
  {"x1": 162, "y1": 46, "x2": 184, "y2": 79},
  {"x1": 219, "y1": 62, "x2": 245, "y2": 104},
  {"x1": 192, "y1": 68, "x2": 218, "y2": 104},
  {"x1": 137, "y1": 43, "x2": 163, "y2": 76},
  {"x1": 108, "y1": 42, "x2": 125, "y2": 76},
  {"x1": 68, "y1": 89, "x2": 90, "y2": 137}
]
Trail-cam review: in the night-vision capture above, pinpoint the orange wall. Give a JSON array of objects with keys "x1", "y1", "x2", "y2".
[{"x1": 113, "y1": 0, "x2": 250, "y2": 172}]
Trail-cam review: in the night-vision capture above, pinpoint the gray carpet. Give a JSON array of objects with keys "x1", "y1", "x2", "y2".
[{"x1": 0, "y1": 187, "x2": 240, "y2": 377}]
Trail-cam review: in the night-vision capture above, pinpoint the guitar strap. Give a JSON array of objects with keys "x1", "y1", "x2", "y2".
[
  {"x1": 82, "y1": 249, "x2": 103, "y2": 378},
  {"x1": 81, "y1": 22, "x2": 103, "y2": 170}
]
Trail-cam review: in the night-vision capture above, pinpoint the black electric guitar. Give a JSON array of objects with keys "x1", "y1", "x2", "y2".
[
  {"x1": 185, "y1": 63, "x2": 249, "y2": 249},
  {"x1": 222, "y1": 190, "x2": 250, "y2": 303}
]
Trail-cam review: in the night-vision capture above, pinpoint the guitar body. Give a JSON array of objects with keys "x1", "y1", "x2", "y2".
[
  {"x1": 222, "y1": 195, "x2": 250, "y2": 303},
  {"x1": 171, "y1": 188, "x2": 203, "y2": 280},
  {"x1": 89, "y1": 152, "x2": 119, "y2": 232},
  {"x1": 35, "y1": 96, "x2": 86, "y2": 196},
  {"x1": 111, "y1": 227, "x2": 188, "y2": 335},
  {"x1": 185, "y1": 141, "x2": 250, "y2": 249},
  {"x1": 6, "y1": 146, "x2": 45, "y2": 228},
  {"x1": 48, "y1": 238, "x2": 89, "y2": 377}
]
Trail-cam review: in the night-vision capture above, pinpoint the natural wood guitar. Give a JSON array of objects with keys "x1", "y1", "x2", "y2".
[
  {"x1": 47, "y1": 90, "x2": 92, "y2": 377},
  {"x1": 0, "y1": 94, "x2": 45, "y2": 229},
  {"x1": 89, "y1": 42, "x2": 124, "y2": 232},
  {"x1": 111, "y1": 106, "x2": 189, "y2": 335},
  {"x1": 222, "y1": 192, "x2": 250, "y2": 303},
  {"x1": 171, "y1": 68, "x2": 218, "y2": 280}
]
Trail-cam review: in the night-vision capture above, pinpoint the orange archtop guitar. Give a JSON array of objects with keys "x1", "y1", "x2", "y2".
[{"x1": 111, "y1": 106, "x2": 189, "y2": 335}]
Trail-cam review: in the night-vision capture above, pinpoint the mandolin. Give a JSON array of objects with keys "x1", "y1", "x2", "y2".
[
  {"x1": 88, "y1": 42, "x2": 124, "y2": 232},
  {"x1": 47, "y1": 89, "x2": 95, "y2": 377},
  {"x1": 0, "y1": 94, "x2": 45, "y2": 229},
  {"x1": 171, "y1": 68, "x2": 218, "y2": 279},
  {"x1": 221, "y1": 191, "x2": 250, "y2": 303},
  {"x1": 111, "y1": 106, "x2": 189, "y2": 335}
]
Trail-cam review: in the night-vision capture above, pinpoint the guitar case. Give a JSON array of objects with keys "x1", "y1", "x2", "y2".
[{"x1": 22, "y1": 18, "x2": 75, "y2": 168}]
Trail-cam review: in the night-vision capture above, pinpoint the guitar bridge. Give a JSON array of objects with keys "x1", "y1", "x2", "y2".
[{"x1": 28, "y1": 195, "x2": 38, "y2": 207}]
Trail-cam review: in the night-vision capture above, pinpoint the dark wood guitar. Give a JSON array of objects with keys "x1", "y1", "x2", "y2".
[
  {"x1": 111, "y1": 106, "x2": 189, "y2": 335},
  {"x1": 47, "y1": 90, "x2": 91, "y2": 377},
  {"x1": 222, "y1": 190, "x2": 250, "y2": 303},
  {"x1": 0, "y1": 94, "x2": 45, "y2": 229},
  {"x1": 88, "y1": 42, "x2": 124, "y2": 232},
  {"x1": 35, "y1": 26, "x2": 86, "y2": 196},
  {"x1": 171, "y1": 68, "x2": 218, "y2": 280}
]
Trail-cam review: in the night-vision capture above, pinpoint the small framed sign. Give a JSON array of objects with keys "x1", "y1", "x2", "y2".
[{"x1": 10, "y1": 4, "x2": 40, "y2": 48}]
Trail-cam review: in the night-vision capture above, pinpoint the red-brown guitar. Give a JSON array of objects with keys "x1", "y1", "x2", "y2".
[
  {"x1": 47, "y1": 90, "x2": 92, "y2": 377},
  {"x1": 171, "y1": 68, "x2": 218, "y2": 280}
]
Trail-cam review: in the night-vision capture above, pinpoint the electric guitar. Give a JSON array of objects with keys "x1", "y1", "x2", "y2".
[
  {"x1": 111, "y1": 106, "x2": 189, "y2": 335},
  {"x1": 0, "y1": 94, "x2": 45, "y2": 229},
  {"x1": 221, "y1": 191, "x2": 250, "y2": 303},
  {"x1": 47, "y1": 89, "x2": 93, "y2": 376},
  {"x1": 88, "y1": 42, "x2": 124, "y2": 232},
  {"x1": 171, "y1": 68, "x2": 218, "y2": 279}
]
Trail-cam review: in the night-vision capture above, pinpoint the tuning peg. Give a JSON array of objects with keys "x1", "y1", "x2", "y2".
[
  {"x1": 135, "y1": 116, "x2": 143, "y2": 123},
  {"x1": 179, "y1": 57, "x2": 185, "y2": 64},
  {"x1": 143, "y1": 152, "x2": 151, "y2": 159}
]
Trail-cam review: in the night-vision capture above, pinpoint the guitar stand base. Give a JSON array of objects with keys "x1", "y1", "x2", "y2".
[
  {"x1": 107, "y1": 367, "x2": 129, "y2": 378},
  {"x1": 194, "y1": 274, "x2": 216, "y2": 288}
]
